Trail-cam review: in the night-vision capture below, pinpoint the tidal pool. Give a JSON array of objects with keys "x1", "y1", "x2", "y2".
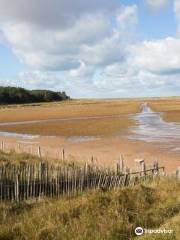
[
  {"x1": 1, "y1": 103, "x2": 180, "y2": 147},
  {"x1": 0, "y1": 131, "x2": 39, "y2": 139},
  {"x1": 129, "y1": 103, "x2": 180, "y2": 146}
]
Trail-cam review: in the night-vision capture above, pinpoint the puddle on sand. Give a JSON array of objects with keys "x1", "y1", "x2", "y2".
[
  {"x1": 17, "y1": 141, "x2": 39, "y2": 145},
  {"x1": 0, "y1": 130, "x2": 99, "y2": 143},
  {"x1": 128, "y1": 103, "x2": 180, "y2": 152},
  {"x1": 0, "y1": 131, "x2": 39, "y2": 139},
  {"x1": 67, "y1": 136, "x2": 100, "y2": 143}
]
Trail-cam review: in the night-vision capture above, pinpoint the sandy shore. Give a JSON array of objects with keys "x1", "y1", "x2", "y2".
[
  {"x1": 0, "y1": 134, "x2": 179, "y2": 173},
  {"x1": 0, "y1": 99, "x2": 180, "y2": 173}
]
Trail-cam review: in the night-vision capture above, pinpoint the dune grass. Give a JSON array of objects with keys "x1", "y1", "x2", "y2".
[
  {"x1": 0, "y1": 150, "x2": 77, "y2": 166},
  {"x1": 0, "y1": 177, "x2": 179, "y2": 240},
  {"x1": 0, "y1": 151, "x2": 179, "y2": 240}
]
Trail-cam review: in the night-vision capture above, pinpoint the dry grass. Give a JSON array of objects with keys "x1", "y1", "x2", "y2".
[
  {"x1": 0, "y1": 99, "x2": 140, "y2": 137},
  {"x1": 0, "y1": 149, "x2": 93, "y2": 168},
  {"x1": 0, "y1": 150, "x2": 78, "y2": 166},
  {"x1": 0, "y1": 177, "x2": 179, "y2": 240},
  {"x1": 0, "y1": 151, "x2": 179, "y2": 240}
]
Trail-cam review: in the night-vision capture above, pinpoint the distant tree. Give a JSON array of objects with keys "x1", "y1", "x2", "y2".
[{"x1": 0, "y1": 86, "x2": 70, "y2": 104}]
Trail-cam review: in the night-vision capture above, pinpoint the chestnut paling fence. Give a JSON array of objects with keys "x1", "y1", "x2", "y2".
[
  {"x1": 0, "y1": 140, "x2": 169, "y2": 202},
  {"x1": 0, "y1": 160, "x2": 164, "y2": 202}
]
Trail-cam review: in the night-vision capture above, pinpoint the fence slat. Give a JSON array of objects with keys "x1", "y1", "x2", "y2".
[{"x1": 0, "y1": 160, "x2": 164, "y2": 202}]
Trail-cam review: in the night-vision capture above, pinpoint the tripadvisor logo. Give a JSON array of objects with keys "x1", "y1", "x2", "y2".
[
  {"x1": 135, "y1": 227, "x2": 173, "y2": 236},
  {"x1": 135, "y1": 227, "x2": 144, "y2": 236}
]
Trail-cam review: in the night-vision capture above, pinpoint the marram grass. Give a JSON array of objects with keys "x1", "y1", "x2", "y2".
[{"x1": 0, "y1": 178, "x2": 179, "y2": 240}]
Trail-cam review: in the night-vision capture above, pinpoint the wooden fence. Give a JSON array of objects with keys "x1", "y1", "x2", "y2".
[
  {"x1": 0, "y1": 161, "x2": 164, "y2": 202},
  {"x1": 0, "y1": 141, "x2": 64, "y2": 160}
]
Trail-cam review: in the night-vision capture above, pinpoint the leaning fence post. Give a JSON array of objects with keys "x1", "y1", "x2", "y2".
[
  {"x1": 123, "y1": 173, "x2": 129, "y2": 186},
  {"x1": 153, "y1": 160, "x2": 159, "y2": 175}
]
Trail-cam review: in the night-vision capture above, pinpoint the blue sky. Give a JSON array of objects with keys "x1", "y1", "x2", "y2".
[
  {"x1": 0, "y1": 0, "x2": 180, "y2": 98},
  {"x1": 122, "y1": 0, "x2": 176, "y2": 39},
  {"x1": 0, "y1": 44, "x2": 24, "y2": 78}
]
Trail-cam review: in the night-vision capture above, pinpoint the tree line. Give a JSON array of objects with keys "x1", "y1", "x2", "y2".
[{"x1": 0, "y1": 86, "x2": 70, "y2": 104}]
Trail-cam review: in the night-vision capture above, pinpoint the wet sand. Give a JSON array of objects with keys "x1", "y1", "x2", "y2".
[
  {"x1": 0, "y1": 102, "x2": 179, "y2": 172},
  {"x1": 0, "y1": 134, "x2": 179, "y2": 173},
  {"x1": 129, "y1": 103, "x2": 180, "y2": 144}
]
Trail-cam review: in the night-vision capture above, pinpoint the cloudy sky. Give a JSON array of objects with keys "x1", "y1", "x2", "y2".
[{"x1": 0, "y1": 0, "x2": 180, "y2": 98}]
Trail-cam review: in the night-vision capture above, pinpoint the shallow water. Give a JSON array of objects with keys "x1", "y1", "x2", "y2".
[
  {"x1": 129, "y1": 103, "x2": 180, "y2": 144},
  {"x1": 67, "y1": 136, "x2": 100, "y2": 142},
  {"x1": 1, "y1": 103, "x2": 180, "y2": 147},
  {"x1": 0, "y1": 131, "x2": 39, "y2": 139},
  {"x1": 17, "y1": 141, "x2": 40, "y2": 145}
]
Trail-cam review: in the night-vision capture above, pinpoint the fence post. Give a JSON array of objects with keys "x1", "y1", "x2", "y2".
[
  {"x1": 17, "y1": 143, "x2": 21, "y2": 153},
  {"x1": 38, "y1": 146, "x2": 42, "y2": 158},
  {"x1": 116, "y1": 161, "x2": 120, "y2": 174},
  {"x1": 62, "y1": 149, "x2": 65, "y2": 161},
  {"x1": 91, "y1": 156, "x2": 94, "y2": 165},
  {"x1": 123, "y1": 173, "x2": 129, "y2": 186},
  {"x1": 176, "y1": 167, "x2": 180, "y2": 181},
  {"x1": 142, "y1": 161, "x2": 146, "y2": 180},
  {"x1": 119, "y1": 155, "x2": 124, "y2": 173},
  {"x1": 15, "y1": 173, "x2": 20, "y2": 202},
  {"x1": 141, "y1": 161, "x2": 146, "y2": 176},
  {"x1": 1, "y1": 141, "x2": 4, "y2": 151},
  {"x1": 153, "y1": 160, "x2": 159, "y2": 175}
]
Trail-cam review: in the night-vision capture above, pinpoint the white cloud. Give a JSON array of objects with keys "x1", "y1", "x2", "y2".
[
  {"x1": 0, "y1": 0, "x2": 118, "y2": 29},
  {"x1": 146, "y1": 0, "x2": 169, "y2": 11},
  {"x1": 130, "y1": 37, "x2": 180, "y2": 75},
  {"x1": 0, "y1": 1, "x2": 140, "y2": 97},
  {"x1": 1, "y1": 3, "x2": 138, "y2": 73},
  {"x1": 2, "y1": 13, "x2": 112, "y2": 71},
  {"x1": 116, "y1": 5, "x2": 138, "y2": 29},
  {"x1": 1, "y1": 0, "x2": 180, "y2": 98},
  {"x1": 15, "y1": 36, "x2": 180, "y2": 97},
  {"x1": 17, "y1": 70, "x2": 101, "y2": 98},
  {"x1": 4, "y1": 25, "x2": 180, "y2": 98},
  {"x1": 91, "y1": 37, "x2": 180, "y2": 97}
]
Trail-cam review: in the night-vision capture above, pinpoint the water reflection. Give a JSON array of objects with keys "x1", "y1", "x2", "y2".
[
  {"x1": 0, "y1": 131, "x2": 39, "y2": 139},
  {"x1": 129, "y1": 103, "x2": 180, "y2": 143}
]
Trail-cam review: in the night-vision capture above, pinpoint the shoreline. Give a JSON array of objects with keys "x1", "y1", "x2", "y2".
[{"x1": 0, "y1": 135, "x2": 179, "y2": 173}]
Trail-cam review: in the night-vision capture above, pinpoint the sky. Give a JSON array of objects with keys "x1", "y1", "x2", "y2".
[{"x1": 0, "y1": 0, "x2": 180, "y2": 98}]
